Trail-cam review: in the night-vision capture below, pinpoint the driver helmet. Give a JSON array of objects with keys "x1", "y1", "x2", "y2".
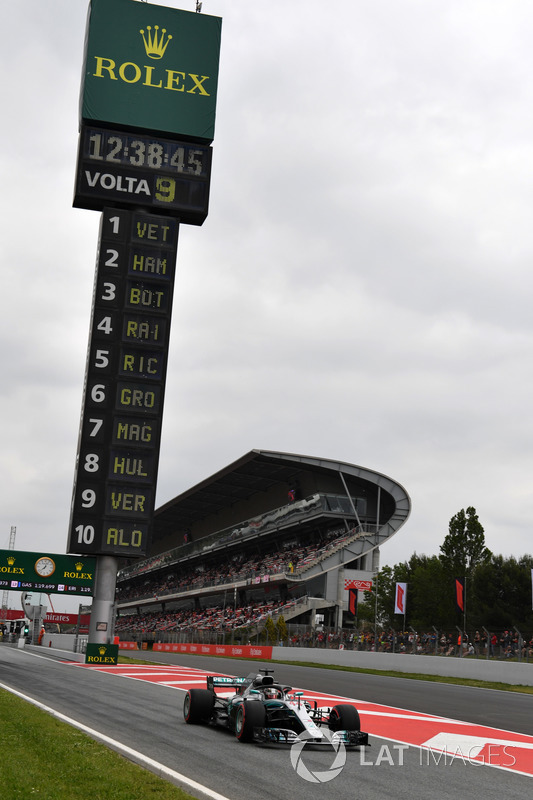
[{"x1": 264, "y1": 687, "x2": 280, "y2": 699}]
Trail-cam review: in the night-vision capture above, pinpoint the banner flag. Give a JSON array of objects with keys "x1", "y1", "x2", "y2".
[
  {"x1": 348, "y1": 588, "x2": 358, "y2": 617},
  {"x1": 394, "y1": 582, "x2": 407, "y2": 615},
  {"x1": 455, "y1": 577, "x2": 465, "y2": 613}
]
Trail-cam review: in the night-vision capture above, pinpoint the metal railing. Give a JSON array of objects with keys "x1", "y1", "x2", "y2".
[{"x1": 113, "y1": 620, "x2": 533, "y2": 662}]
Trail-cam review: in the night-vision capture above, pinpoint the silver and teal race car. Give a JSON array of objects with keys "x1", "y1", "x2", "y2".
[{"x1": 183, "y1": 668, "x2": 369, "y2": 747}]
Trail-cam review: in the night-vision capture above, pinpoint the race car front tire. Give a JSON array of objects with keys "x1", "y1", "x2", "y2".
[
  {"x1": 235, "y1": 701, "x2": 266, "y2": 742},
  {"x1": 329, "y1": 704, "x2": 361, "y2": 732},
  {"x1": 183, "y1": 688, "x2": 215, "y2": 724}
]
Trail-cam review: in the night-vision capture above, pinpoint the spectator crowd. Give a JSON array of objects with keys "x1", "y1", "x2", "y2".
[
  {"x1": 115, "y1": 597, "x2": 298, "y2": 636},
  {"x1": 116, "y1": 526, "x2": 355, "y2": 605}
]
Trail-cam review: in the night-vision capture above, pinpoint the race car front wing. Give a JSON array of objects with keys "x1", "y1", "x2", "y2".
[{"x1": 253, "y1": 726, "x2": 369, "y2": 747}]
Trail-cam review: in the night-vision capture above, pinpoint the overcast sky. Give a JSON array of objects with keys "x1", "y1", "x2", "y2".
[{"x1": 2, "y1": 0, "x2": 533, "y2": 612}]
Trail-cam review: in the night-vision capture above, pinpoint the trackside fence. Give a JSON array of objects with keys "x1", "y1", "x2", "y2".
[{"x1": 115, "y1": 624, "x2": 533, "y2": 663}]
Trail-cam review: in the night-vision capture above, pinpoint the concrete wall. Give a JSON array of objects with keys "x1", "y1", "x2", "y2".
[
  {"x1": 272, "y1": 646, "x2": 533, "y2": 686},
  {"x1": 41, "y1": 633, "x2": 87, "y2": 653}
]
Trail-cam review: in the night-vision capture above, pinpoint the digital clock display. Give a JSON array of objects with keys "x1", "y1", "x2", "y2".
[
  {"x1": 74, "y1": 125, "x2": 213, "y2": 225},
  {"x1": 86, "y1": 130, "x2": 210, "y2": 177}
]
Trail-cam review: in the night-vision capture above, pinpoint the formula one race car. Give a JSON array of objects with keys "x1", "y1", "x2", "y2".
[{"x1": 183, "y1": 668, "x2": 369, "y2": 747}]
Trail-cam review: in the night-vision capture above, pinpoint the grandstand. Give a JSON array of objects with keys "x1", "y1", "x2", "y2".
[{"x1": 115, "y1": 450, "x2": 411, "y2": 637}]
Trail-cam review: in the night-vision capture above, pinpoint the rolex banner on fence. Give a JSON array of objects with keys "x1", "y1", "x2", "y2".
[{"x1": 394, "y1": 582, "x2": 407, "y2": 615}]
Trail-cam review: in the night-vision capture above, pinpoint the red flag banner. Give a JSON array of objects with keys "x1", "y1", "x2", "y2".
[
  {"x1": 394, "y1": 582, "x2": 407, "y2": 615},
  {"x1": 455, "y1": 577, "x2": 465, "y2": 613},
  {"x1": 348, "y1": 588, "x2": 358, "y2": 617}
]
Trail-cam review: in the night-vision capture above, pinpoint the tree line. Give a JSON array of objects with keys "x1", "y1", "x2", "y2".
[{"x1": 357, "y1": 507, "x2": 533, "y2": 631}]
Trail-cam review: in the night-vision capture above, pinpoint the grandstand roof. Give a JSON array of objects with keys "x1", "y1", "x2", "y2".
[{"x1": 154, "y1": 449, "x2": 410, "y2": 542}]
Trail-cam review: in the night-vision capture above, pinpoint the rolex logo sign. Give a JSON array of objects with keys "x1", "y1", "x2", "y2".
[
  {"x1": 140, "y1": 26, "x2": 172, "y2": 60},
  {"x1": 81, "y1": 0, "x2": 221, "y2": 142},
  {"x1": 85, "y1": 643, "x2": 119, "y2": 665}
]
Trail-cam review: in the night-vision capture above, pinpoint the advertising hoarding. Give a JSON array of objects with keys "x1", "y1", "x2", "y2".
[
  {"x1": 0, "y1": 550, "x2": 95, "y2": 595},
  {"x1": 80, "y1": 0, "x2": 222, "y2": 142}
]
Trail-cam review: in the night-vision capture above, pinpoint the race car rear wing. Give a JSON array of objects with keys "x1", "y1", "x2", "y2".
[{"x1": 207, "y1": 675, "x2": 249, "y2": 691}]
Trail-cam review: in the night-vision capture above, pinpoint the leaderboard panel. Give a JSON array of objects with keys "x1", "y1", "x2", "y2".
[{"x1": 67, "y1": 208, "x2": 179, "y2": 557}]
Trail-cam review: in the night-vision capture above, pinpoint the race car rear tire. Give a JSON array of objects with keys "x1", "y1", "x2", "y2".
[
  {"x1": 235, "y1": 701, "x2": 266, "y2": 742},
  {"x1": 329, "y1": 704, "x2": 360, "y2": 732},
  {"x1": 183, "y1": 688, "x2": 214, "y2": 724}
]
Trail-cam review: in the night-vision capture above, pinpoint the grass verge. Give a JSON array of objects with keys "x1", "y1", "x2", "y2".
[{"x1": 0, "y1": 689, "x2": 197, "y2": 800}]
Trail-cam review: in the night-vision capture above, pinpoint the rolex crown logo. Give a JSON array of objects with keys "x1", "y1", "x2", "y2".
[
  {"x1": 98, "y1": 646, "x2": 106, "y2": 656},
  {"x1": 140, "y1": 25, "x2": 172, "y2": 59},
  {"x1": 7, "y1": 556, "x2": 15, "y2": 566},
  {"x1": 75, "y1": 562, "x2": 83, "y2": 572}
]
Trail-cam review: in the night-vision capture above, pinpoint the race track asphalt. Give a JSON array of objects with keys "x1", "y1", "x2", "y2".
[{"x1": 1, "y1": 644, "x2": 532, "y2": 800}]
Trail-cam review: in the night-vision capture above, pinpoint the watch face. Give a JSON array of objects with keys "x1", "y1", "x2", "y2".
[{"x1": 35, "y1": 557, "x2": 55, "y2": 577}]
